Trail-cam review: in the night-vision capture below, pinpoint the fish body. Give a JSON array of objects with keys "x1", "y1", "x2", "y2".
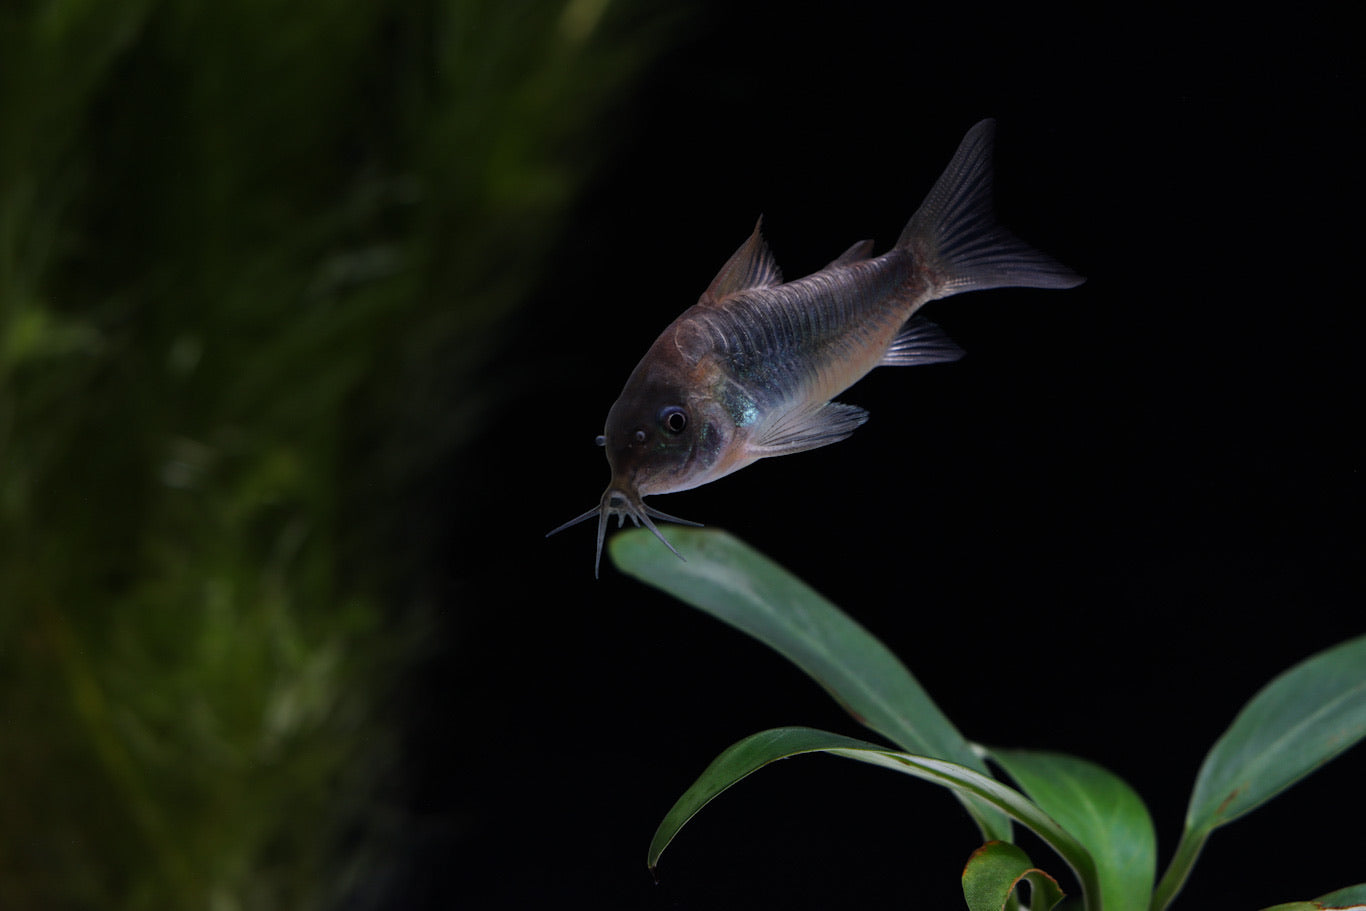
[{"x1": 551, "y1": 119, "x2": 1084, "y2": 575}]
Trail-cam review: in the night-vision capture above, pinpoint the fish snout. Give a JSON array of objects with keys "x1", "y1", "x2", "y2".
[{"x1": 603, "y1": 486, "x2": 634, "y2": 516}]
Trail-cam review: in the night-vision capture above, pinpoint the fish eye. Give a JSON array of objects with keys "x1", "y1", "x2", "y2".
[
  {"x1": 660, "y1": 406, "x2": 688, "y2": 434},
  {"x1": 594, "y1": 434, "x2": 605, "y2": 447}
]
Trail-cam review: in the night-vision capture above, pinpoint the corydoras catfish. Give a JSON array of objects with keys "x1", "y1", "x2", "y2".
[{"x1": 549, "y1": 119, "x2": 1084, "y2": 575}]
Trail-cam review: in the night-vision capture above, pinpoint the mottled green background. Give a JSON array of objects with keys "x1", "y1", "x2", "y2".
[{"x1": 0, "y1": 2, "x2": 670, "y2": 907}]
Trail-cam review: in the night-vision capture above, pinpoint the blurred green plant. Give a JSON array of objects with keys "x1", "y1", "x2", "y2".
[
  {"x1": 0, "y1": 1, "x2": 672, "y2": 908},
  {"x1": 612, "y1": 528, "x2": 1366, "y2": 911}
]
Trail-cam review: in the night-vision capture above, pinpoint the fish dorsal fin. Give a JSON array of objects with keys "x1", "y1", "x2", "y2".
[
  {"x1": 699, "y1": 217, "x2": 783, "y2": 305},
  {"x1": 750, "y1": 401, "x2": 869, "y2": 456},
  {"x1": 879, "y1": 316, "x2": 966, "y2": 367},
  {"x1": 824, "y1": 239, "x2": 875, "y2": 269}
]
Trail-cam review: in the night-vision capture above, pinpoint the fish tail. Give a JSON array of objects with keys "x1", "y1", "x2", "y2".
[{"x1": 898, "y1": 119, "x2": 1084, "y2": 297}]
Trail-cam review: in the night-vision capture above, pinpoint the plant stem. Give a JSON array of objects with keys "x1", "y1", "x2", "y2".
[{"x1": 1151, "y1": 826, "x2": 1210, "y2": 911}]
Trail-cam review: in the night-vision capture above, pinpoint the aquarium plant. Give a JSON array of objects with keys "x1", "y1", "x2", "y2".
[{"x1": 611, "y1": 527, "x2": 1366, "y2": 911}]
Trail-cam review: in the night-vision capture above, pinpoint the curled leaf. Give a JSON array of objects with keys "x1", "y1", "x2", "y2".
[{"x1": 963, "y1": 840, "x2": 1065, "y2": 911}]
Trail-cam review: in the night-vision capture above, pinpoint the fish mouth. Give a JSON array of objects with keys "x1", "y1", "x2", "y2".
[{"x1": 546, "y1": 485, "x2": 702, "y2": 578}]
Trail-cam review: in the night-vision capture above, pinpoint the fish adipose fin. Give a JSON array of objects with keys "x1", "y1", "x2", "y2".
[
  {"x1": 879, "y1": 315, "x2": 965, "y2": 367},
  {"x1": 900, "y1": 119, "x2": 1084, "y2": 298},
  {"x1": 699, "y1": 217, "x2": 784, "y2": 305},
  {"x1": 751, "y1": 401, "x2": 869, "y2": 456},
  {"x1": 824, "y1": 238, "x2": 876, "y2": 269}
]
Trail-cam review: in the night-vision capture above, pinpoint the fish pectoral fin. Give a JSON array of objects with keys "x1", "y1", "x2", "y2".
[
  {"x1": 751, "y1": 401, "x2": 869, "y2": 456},
  {"x1": 879, "y1": 316, "x2": 966, "y2": 367},
  {"x1": 698, "y1": 217, "x2": 783, "y2": 305}
]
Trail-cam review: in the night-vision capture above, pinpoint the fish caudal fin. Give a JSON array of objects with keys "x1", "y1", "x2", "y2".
[{"x1": 899, "y1": 119, "x2": 1084, "y2": 298}]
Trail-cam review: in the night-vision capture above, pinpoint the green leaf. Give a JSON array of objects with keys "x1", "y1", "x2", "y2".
[
  {"x1": 1259, "y1": 883, "x2": 1366, "y2": 910},
  {"x1": 1256, "y1": 885, "x2": 1366, "y2": 911},
  {"x1": 963, "y1": 840, "x2": 1066, "y2": 911},
  {"x1": 1314, "y1": 885, "x2": 1366, "y2": 905},
  {"x1": 1189, "y1": 635, "x2": 1366, "y2": 827},
  {"x1": 647, "y1": 726, "x2": 1102, "y2": 909},
  {"x1": 1154, "y1": 636, "x2": 1366, "y2": 911},
  {"x1": 611, "y1": 527, "x2": 1010, "y2": 841},
  {"x1": 990, "y1": 749, "x2": 1155, "y2": 911}
]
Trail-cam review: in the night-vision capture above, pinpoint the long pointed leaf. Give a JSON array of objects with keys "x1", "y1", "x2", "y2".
[
  {"x1": 991, "y1": 749, "x2": 1155, "y2": 911},
  {"x1": 1154, "y1": 635, "x2": 1366, "y2": 910},
  {"x1": 1189, "y1": 634, "x2": 1366, "y2": 827},
  {"x1": 612, "y1": 527, "x2": 1010, "y2": 840},
  {"x1": 648, "y1": 726, "x2": 1102, "y2": 909}
]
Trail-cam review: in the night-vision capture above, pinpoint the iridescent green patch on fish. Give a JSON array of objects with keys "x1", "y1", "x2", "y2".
[
  {"x1": 718, "y1": 382, "x2": 762, "y2": 429},
  {"x1": 548, "y1": 119, "x2": 1085, "y2": 576},
  {"x1": 736, "y1": 401, "x2": 760, "y2": 428}
]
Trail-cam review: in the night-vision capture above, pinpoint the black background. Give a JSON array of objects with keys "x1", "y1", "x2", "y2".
[{"x1": 422, "y1": 5, "x2": 1362, "y2": 908}]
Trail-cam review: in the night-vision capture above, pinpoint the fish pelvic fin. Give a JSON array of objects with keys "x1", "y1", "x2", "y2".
[
  {"x1": 899, "y1": 119, "x2": 1084, "y2": 298},
  {"x1": 546, "y1": 488, "x2": 701, "y2": 578}
]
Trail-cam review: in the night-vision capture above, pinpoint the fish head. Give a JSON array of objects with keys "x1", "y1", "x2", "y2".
[
  {"x1": 593, "y1": 379, "x2": 734, "y2": 556},
  {"x1": 600, "y1": 378, "x2": 729, "y2": 498},
  {"x1": 547, "y1": 369, "x2": 736, "y2": 576}
]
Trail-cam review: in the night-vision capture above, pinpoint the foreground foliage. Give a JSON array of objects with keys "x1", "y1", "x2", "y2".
[{"x1": 613, "y1": 527, "x2": 1366, "y2": 911}]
